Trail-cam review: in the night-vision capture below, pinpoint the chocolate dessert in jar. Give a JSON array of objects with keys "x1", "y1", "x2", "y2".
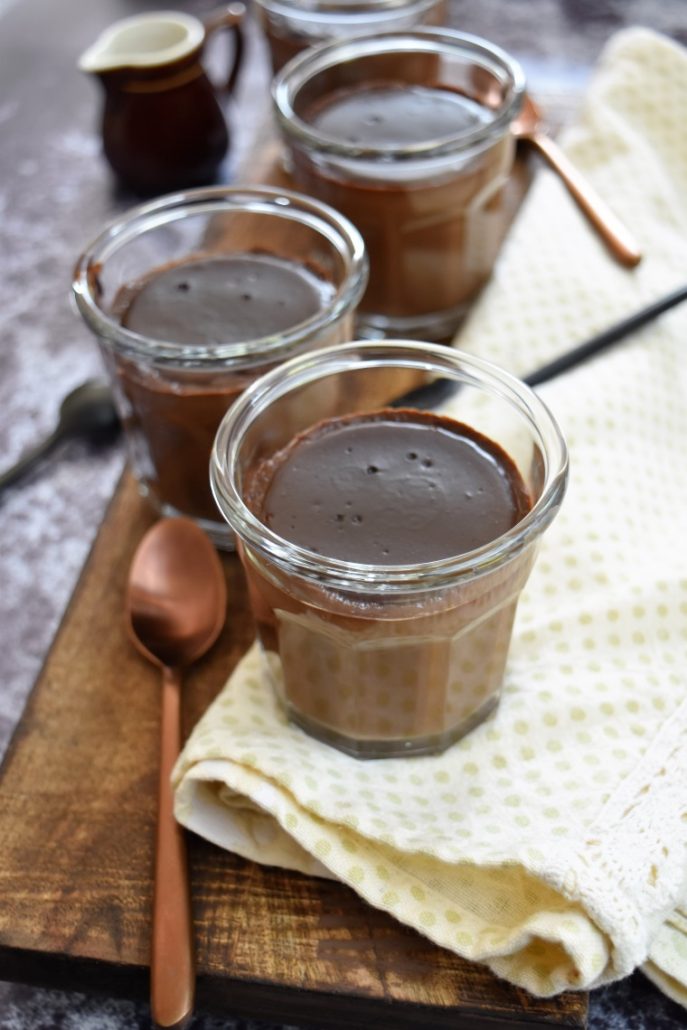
[
  {"x1": 254, "y1": 0, "x2": 445, "y2": 74},
  {"x1": 211, "y1": 341, "x2": 568, "y2": 758},
  {"x1": 273, "y1": 29, "x2": 525, "y2": 342},
  {"x1": 72, "y1": 186, "x2": 367, "y2": 548}
]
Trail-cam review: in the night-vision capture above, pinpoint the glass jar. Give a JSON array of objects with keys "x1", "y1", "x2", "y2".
[
  {"x1": 273, "y1": 29, "x2": 525, "y2": 342},
  {"x1": 72, "y1": 185, "x2": 367, "y2": 548},
  {"x1": 211, "y1": 340, "x2": 568, "y2": 757},
  {"x1": 254, "y1": 0, "x2": 446, "y2": 73}
]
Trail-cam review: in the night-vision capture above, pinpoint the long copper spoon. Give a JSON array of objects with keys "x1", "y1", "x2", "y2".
[
  {"x1": 126, "y1": 518, "x2": 227, "y2": 1030},
  {"x1": 512, "y1": 95, "x2": 642, "y2": 268}
]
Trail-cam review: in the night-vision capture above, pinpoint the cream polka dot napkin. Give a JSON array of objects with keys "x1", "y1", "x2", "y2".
[{"x1": 173, "y1": 28, "x2": 687, "y2": 1002}]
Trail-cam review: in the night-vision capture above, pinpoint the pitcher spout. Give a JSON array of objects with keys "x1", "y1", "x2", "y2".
[{"x1": 78, "y1": 11, "x2": 204, "y2": 74}]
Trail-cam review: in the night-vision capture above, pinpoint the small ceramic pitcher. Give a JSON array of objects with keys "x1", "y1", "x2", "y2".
[{"x1": 79, "y1": 5, "x2": 245, "y2": 195}]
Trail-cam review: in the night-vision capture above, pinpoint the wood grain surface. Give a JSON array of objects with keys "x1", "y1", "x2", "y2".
[{"x1": 0, "y1": 472, "x2": 587, "y2": 1029}]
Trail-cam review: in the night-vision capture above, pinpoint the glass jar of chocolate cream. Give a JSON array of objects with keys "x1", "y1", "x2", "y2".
[
  {"x1": 72, "y1": 186, "x2": 367, "y2": 548},
  {"x1": 211, "y1": 340, "x2": 568, "y2": 758},
  {"x1": 254, "y1": 0, "x2": 446, "y2": 73},
  {"x1": 273, "y1": 29, "x2": 525, "y2": 342}
]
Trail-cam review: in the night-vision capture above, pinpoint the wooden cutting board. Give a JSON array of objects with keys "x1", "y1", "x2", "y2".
[{"x1": 0, "y1": 472, "x2": 587, "y2": 1029}]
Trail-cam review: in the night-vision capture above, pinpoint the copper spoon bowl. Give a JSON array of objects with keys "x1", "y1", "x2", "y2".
[
  {"x1": 126, "y1": 518, "x2": 227, "y2": 1030},
  {"x1": 512, "y1": 94, "x2": 642, "y2": 268}
]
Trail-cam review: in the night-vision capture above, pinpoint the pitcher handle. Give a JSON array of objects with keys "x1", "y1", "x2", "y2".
[{"x1": 203, "y1": 2, "x2": 246, "y2": 94}]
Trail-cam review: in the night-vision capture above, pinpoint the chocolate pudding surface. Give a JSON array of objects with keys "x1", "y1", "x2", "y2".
[
  {"x1": 309, "y1": 84, "x2": 492, "y2": 146},
  {"x1": 246, "y1": 408, "x2": 532, "y2": 564},
  {"x1": 120, "y1": 253, "x2": 333, "y2": 343},
  {"x1": 113, "y1": 252, "x2": 338, "y2": 524}
]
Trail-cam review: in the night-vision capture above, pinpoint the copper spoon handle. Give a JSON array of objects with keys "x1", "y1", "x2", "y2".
[
  {"x1": 151, "y1": 665, "x2": 195, "y2": 1030},
  {"x1": 525, "y1": 130, "x2": 642, "y2": 268}
]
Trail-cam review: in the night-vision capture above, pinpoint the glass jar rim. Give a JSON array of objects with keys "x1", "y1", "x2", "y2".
[
  {"x1": 255, "y1": 0, "x2": 440, "y2": 16},
  {"x1": 272, "y1": 28, "x2": 526, "y2": 162},
  {"x1": 211, "y1": 339, "x2": 568, "y2": 593},
  {"x1": 72, "y1": 185, "x2": 368, "y2": 367}
]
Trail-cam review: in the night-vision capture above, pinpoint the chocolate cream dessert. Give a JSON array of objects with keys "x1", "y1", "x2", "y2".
[
  {"x1": 257, "y1": 0, "x2": 446, "y2": 75},
  {"x1": 292, "y1": 83, "x2": 514, "y2": 332},
  {"x1": 113, "y1": 253, "x2": 336, "y2": 523},
  {"x1": 242, "y1": 408, "x2": 535, "y2": 754}
]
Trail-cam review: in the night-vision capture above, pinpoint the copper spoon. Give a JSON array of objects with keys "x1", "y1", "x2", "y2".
[
  {"x1": 126, "y1": 518, "x2": 227, "y2": 1030},
  {"x1": 512, "y1": 95, "x2": 642, "y2": 268}
]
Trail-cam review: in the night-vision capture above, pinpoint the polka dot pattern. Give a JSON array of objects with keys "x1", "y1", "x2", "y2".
[{"x1": 173, "y1": 29, "x2": 687, "y2": 1007}]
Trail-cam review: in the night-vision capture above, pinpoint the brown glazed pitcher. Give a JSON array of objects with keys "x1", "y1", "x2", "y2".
[{"x1": 79, "y1": 5, "x2": 245, "y2": 195}]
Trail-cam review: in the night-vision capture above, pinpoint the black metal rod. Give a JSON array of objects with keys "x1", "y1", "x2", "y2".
[
  {"x1": 391, "y1": 283, "x2": 687, "y2": 409},
  {"x1": 523, "y1": 282, "x2": 687, "y2": 387}
]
